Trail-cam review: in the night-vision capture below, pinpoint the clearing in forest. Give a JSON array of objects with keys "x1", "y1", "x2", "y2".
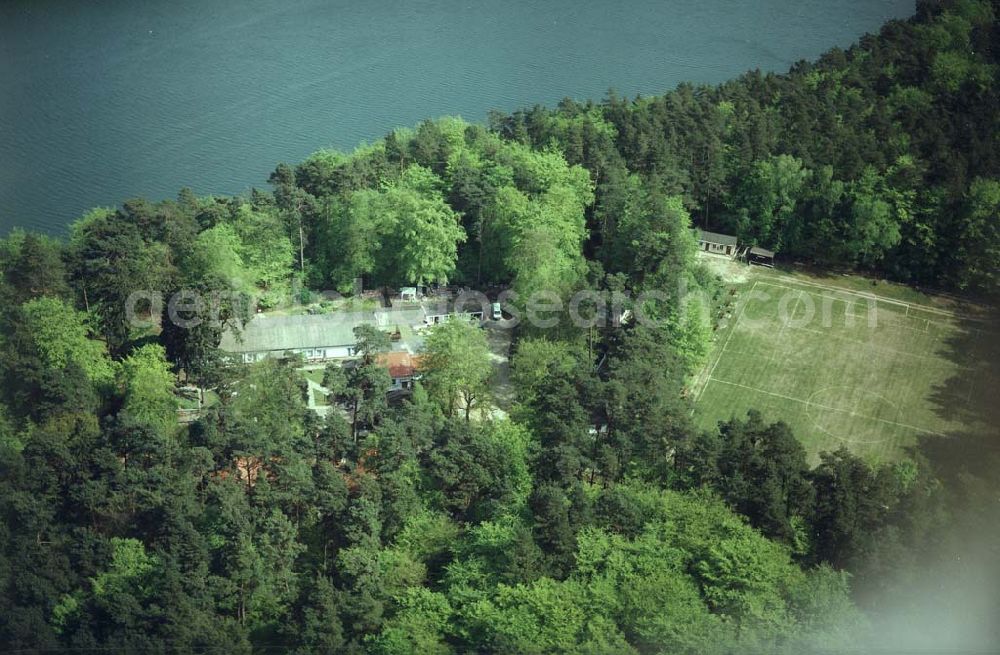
[{"x1": 691, "y1": 269, "x2": 999, "y2": 463}]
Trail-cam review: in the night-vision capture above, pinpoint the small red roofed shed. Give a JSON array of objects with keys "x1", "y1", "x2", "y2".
[{"x1": 377, "y1": 352, "x2": 423, "y2": 390}]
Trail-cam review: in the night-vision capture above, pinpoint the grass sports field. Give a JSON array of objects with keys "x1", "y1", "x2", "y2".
[{"x1": 691, "y1": 265, "x2": 999, "y2": 463}]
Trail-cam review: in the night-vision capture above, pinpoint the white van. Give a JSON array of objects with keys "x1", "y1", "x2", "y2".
[{"x1": 491, "y1": 302, "x2": 502, "y2": 320}]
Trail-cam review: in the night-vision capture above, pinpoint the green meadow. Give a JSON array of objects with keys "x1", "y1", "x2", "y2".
[{"x1": 693, "y1": 270, "x2": 998, "y2": 463}]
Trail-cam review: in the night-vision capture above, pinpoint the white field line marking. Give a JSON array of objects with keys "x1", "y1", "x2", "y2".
[
  {"x1": 766, "y1": 289, "x2": 804, "y2": 368},
  {"x1": 755, "y1": 275, "x2": 990, "y2": 323},
  {"x1": 709, "y1": 378, "x2": 946, "y2": 436},
  {"x1": 752, "y1": 280, "x2": 991, "y2": 344},
  {"x1": 757, "y1": 278, "x2": 927, "y2": 314},
  {"x1": 848, "y1": 389, "x2": 861, "y2": 424},
  {"x1": 754, "y1": 280, "x2": 900, "y2": 328},
  {"x1": 805, "y1": 386, "x2": 902, "y2": 445},
  {"x1": 694, "y1": 280, "x2": 757, "y2": 402},
  {"x1": 724, "y1": 282, "x2": 962, "y2": 368},
  {"x1": 878, "y1": 318, "x2": 938, "y2": 336},
  {"x1": 787, "y1": 324, "x2": 977, "y2": 370},
  {"x1": 720, "y1": 343, "x2": 974, "y2": 378},
  {"x1": 755, "y1": 279, "x2": 944, "y2": 327},
  {"x1": 780, "y1": 291, "x2": 805, "y2": 338}
]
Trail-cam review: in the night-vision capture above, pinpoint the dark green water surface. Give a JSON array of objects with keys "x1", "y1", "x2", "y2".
[{"x1": 0, "y1": 0, "x2": 912, "y2": 233}]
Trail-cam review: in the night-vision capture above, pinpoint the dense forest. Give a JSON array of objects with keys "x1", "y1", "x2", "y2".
[
  {"x1": 1, "y1": 0, "x2": 998, "y2": 652},
  {"x1": 492, "y1": 0, "x2": 1000, "y2": 295}
]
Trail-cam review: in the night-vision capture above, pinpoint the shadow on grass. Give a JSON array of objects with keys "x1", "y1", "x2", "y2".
[
  {"x1": 863, "y1": 309, "x2": 1000, "y2": 654},
  {"x1": 920, "y1": 309, "x2": 1000, "y2": 484}
]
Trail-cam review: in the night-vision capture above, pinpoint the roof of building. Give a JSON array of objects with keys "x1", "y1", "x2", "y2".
[
  {"x1": 377, "y1": 351, "x2": 423, "y2": 379},
  {"x1": 695, "y1": 229, "x2": 739, "y2": 246},
  {"x1": 219, "y1": 311, "x2": 375, "y2": 353},
  {"x1": 379, "y1": 306, "x2": 426, "y2": 327},
  {"x1": 422, "y1": 299, "x2": 486, "y2": 319},
  {"x1": 749, "y1": 246, "x2": 776, "y2": 258},
  {"x1": 421, "y1": 300, "x2": 453, "y2": 318}
]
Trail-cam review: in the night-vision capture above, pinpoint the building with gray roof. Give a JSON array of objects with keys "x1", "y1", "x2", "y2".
[
  {"x1": 218, "y1": 299, "x2": 480, "y2": 363},
  {"x1": 219, "y1": 311, "x2": 377, "y2": 363},
  {"x1": 695, "y1": 228, "x2": 739, "y2": 256}
]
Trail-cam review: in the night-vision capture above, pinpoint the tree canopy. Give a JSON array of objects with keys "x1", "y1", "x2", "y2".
[{"x1": 0, "y1": 1, "x2": 995, "y2": 650}]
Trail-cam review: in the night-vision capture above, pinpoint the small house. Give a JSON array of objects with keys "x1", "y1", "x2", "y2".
[
  {"x1": 695, "y1": 229, "x2": 738, "y2": 256},
  {"x1": 748, "y1": 246, "x2": 776, "y2": 267},
  {"x1": 377, "y1": 351, "x2": 423, "y2": 391}
]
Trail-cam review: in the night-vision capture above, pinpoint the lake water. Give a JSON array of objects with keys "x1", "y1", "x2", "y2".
[{"x1": 0, "y1": 0, "x2": 912, "y2": 234}]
